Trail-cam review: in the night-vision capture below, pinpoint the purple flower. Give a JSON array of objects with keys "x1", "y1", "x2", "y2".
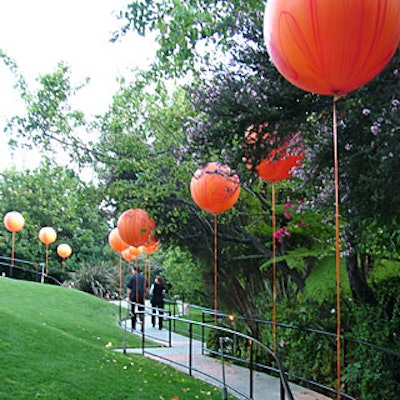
[{"x1": 362, "y1": 108, "x2": 371, "y2": 116}]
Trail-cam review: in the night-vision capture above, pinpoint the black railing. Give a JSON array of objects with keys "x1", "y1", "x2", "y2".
[
  {"x1": 120, "y1": 300, "x2": 294, "y2": 400},
  {"x1": 0, "y1": 256, "x2": 62, "y2": 286},
  {"x1": 198, "y1": 306, "x2": 400, "y2": 400}
]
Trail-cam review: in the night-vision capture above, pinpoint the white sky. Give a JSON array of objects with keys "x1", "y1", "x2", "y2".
[{"x1": 0, "y1": 0, "x2": 157, "y2": 171}]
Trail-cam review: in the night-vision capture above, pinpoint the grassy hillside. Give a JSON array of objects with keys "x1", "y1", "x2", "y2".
[{"x1": 0, "y1": 278, "x2": 226, "y2": 399}]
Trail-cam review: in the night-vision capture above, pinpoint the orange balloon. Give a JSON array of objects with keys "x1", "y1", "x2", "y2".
[
  {"x1": 128, "y1": 246, "x2": 143, "y2": 257},
  {"x1": 264, "y1": 0, "x2": 400, "y2": 95},
  {"x1": 257, "y1": 153, "x2": 303, "y2": 183},
  {"x1": 117, "y1": 208, "x2": 156, "y2": 247},
  {"x1": 244, "y1": 124, "x2": 304, "y2": 183},
  {"x1": 38, "y1": 227, "x2": 57, "y2": 245},
  {"x1": 3, "y1": 211, "x2": 25, "y2": 233},
  {"x1": 108, "y1": 228, "x2": 129, "y2": 253},
  {"x1": 57, "y1": 243, "x2": 72, "y2": 259},
  {"x1": 121, "y1": 248, "x2": 137, "y2": 262},
  {"x1": 190, "y1": 162, "x2": 240, "y2": 215},
  {"x1": 141, "y1": 239, "x2": 157, "y2": 255}
]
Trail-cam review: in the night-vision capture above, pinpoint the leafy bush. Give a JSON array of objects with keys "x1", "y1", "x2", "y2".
[
  {"x1": 71, "y1": 262, "x2": 118, "y2": 298},
  {"x1": 343, "y1": 277, "x2": 400, "y2": 400}
]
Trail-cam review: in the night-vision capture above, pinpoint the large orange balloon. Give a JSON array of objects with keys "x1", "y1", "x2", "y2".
[
  {"x1": 3, "y1": 211, "x2": 25, "y2": 233},
  {"x1": 108, "y1": 228, "x2": 129, "y2": 253},
  {"x1": 57, "y1": 243, "x2": 72, "y2": 259},
  {"x1": 38, "y1": 227, "x2": 57, "y2": 245},
  {"x1": 264, "y1": 0, "x2": 400, "y2": 95},
  {"x1": 117, "y1": 208, "x2": 156, "y2": 247},
  {"x1": 190, "y1": 162, "x2": 240, "y2": 215}
]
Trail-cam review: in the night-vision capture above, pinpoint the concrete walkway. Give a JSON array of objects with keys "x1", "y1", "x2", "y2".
[{"x1": 114, "y1": 301, "x2": 331, "y2": 400}]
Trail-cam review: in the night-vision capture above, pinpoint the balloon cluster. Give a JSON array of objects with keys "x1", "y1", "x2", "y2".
[
  {"x1": 3, "y1": 211, "x2": 72, "y2": 276},
  {"x1": 108, "y1": 208, "x2": 158, "y2": 260}
]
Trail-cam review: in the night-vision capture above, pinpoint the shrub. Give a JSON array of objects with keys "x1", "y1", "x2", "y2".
[{"x1": 71, "y1": 262, "x2": 118, "y2": 298}]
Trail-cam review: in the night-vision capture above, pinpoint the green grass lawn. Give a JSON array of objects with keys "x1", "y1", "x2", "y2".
[{"x1": 0, "y1": 278, "x2": 234, "y2": 399}]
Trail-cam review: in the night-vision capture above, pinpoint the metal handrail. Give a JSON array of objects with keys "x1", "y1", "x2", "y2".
[
  {"x1": 0, "y1": 257, "x2": 62, "y2": 286},
  {"x1": 120, "y1": 301, "x2": 295, "y2": 400}
]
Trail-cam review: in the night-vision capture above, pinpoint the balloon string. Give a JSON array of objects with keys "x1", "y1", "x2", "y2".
[
  {"x1": 45, "y1": 244, "x2": 49, "y2": 275},
  {"x1": 214, "y1": 214, "x2": 218, "y2": 323},
  {"x1": 333, "y1": 98, "x2": 341, "y2": 399},
  {"x1": 272, "y1": 183, "x2": 277, "y2": 355},
  {"x1": 119, "y1": 254, "x2": 122, "y2": 298},
  {"x1": 11, "y1": 232, "x2": 15, "y2": 266}
]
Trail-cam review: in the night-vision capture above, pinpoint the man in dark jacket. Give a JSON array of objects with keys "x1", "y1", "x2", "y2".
[
  {"x1": 150, "y1": 275, "x2": 166, "y2": 330},
  {"x1": 126, "y1": 267, "x2": 147, "y2": 331}
]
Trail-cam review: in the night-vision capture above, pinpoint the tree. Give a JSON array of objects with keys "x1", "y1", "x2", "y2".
[
  {"x1": 0, "y1": 163, "x2": 111, "y2": 276},
  {"x1": 114, "y1": 0, "x2": 264, "y2": 78},
  {"x1": 1, "y1": 50, "x2": 94, "y2": 167}
]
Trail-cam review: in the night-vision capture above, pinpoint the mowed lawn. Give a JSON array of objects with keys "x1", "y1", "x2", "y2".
[{"x1": 0, "y1": 278, "x2": 232, "y2": 399}]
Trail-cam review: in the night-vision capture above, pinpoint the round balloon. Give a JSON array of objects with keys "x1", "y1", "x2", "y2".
[
  {"x1": 108, "y1": 228, "x2": 129, "y2": 253},
  {"x1": 244, "y1": 124, "x2": 304, "y2": 183},
  {"x1": 117, "y1": 208, "x2": 156, "y2": 247},
  {"x1": 143, "y1": 239, "x2": 159, "y2": 255},
  {"x1": 121, "y1": 248, "x2": 137, "y2": 262},
  {"x1": 128, "y1": 246, "x2": 143, "y2": 257},
  {"x1": 38, "y1": 227, "x2": 57, "y2": 245},
  {"x1": 3, "y1": 211, "x2": 25, "y2": 233},
  {"x1": 190, "y1": 162, "x2": 240, "y2": 215},
  {"x1": 264, "y1": 0, "x2": 400, "y2": 95},
  {"x1": 57, "y1": 243, "x2": 72, "y2": 259}
]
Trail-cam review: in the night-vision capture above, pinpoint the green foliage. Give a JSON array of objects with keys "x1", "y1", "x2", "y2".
[
  {"x1": 303, "y1": 256, "x2": 351, "y2": 304},
  {"x1": 0, "y1": 164, "x2": 110, "y2": 271},
  {"x1": 160, "y1": 246, "x2": 206, "y2": 305},
  {"x1": 343, "y1": 276, "x2": 400, "y2": 399},
  {"x1": 72, "y1": 262, "x2": 118, "y2": 298},
  {"x1": 115, "y1": 0, "x2": 264, "y2": 78},
  {"x1": 0, "y1": 53, "x2": 92, "y2": 165}
]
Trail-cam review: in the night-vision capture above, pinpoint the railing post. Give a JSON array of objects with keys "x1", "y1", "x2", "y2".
[
  {"x1": 201, "y1": 311, "x2": 205, "y2": 355},
  {"x1": 280, "y1": 379, "x2": 285, "y2": 400},
  {"x1": 141, "y1": 309, "x2": 145, "y2": 356},
  {"x1": 189, "y1": 323, "x2": 193, "y2": 376},
  {"x1": 249, "y1": 339, "x2": 254, "y2": 399},
  {"x1": 168, "y1": 310, "x2": 172, "y2": 347}
]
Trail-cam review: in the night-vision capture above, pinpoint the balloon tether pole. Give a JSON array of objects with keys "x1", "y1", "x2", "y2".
[
  {"x1": 214, "y1": 214, "x2": 218, "y2": 324},
  {"x1": 272, "y1": 183, "x2": 277, "y2": 355},
  {"x1": 333, "y1": 98, "x2": 341, "y2": 399}
]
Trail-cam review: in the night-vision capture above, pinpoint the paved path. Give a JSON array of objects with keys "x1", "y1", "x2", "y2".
[{"x1": 114, "y1": 301, "x2": 331, "y2": 400}]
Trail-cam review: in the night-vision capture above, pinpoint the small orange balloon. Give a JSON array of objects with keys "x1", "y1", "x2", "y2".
[
  {"x1": 143, "y1": 240, "x2": 159, "y2": 255},
  {"x1": 129, "y1": 246, "x2": 143, "y2": 257},
  {"x1": 38, "y1": 227, "x2": 57, "y2": 245},
  {"x1": 121, "y1": 248, "x2": 138, "y2": 262},
  {"x1": 190, "y1": 162, "x2": 240, "y2": 215},
  {"x1": 57, "y1": 243, "x2": 72, "y2": 259},
  {"x1": 264, "y1": 0, "x2": 400, "y2": 95},
  {"x1": 244, "y1": 125, "x2": 304, "y2": 183},
  {"x1": 108, "y1": 228, "x2": 129, "y2": 253},
  {"x1": 3, "y1": 211, "x2": 25, "y2": 233}
]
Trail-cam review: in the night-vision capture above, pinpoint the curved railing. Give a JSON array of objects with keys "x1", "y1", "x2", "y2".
[
  {"x1": 0, "y1": 256, "x2": 62, "y2": 286},
  {"x1": 120, "y1": 301, "x2": 295, "y2": 400}
]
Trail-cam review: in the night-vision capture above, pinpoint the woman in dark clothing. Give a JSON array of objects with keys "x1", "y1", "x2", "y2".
[{"x1": 150, "y1": 275, "x2": 166, "y2": 329}]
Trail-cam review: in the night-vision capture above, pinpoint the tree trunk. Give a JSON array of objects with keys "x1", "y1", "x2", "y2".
[{"x1": 345, "y1": 231, "x2": 377, "y2": 306}]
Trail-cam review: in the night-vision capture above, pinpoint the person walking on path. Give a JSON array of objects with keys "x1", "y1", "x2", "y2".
[
  {"x1": 150, "y1": 275, "x2": 166, "y2": 330},
  {"x1": 126, "y1": 266, "x2": 147, "y2": 331}
]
